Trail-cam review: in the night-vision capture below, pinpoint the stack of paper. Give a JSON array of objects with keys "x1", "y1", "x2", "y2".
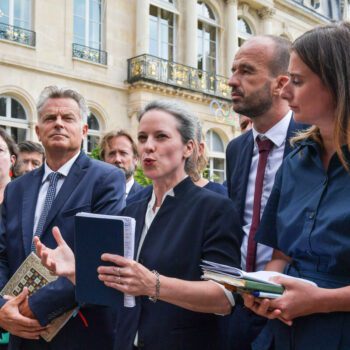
[{"x1": 201, "y1": 260, "x2": 316, "y2": 298}]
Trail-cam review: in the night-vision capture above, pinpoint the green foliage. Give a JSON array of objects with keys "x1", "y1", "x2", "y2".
[
  {"x1": 134, "y1": 166, "x2": 152, "y2": 187},
  {"x1": 90, "y1": 146, "x2": 101, "y2": 160}
]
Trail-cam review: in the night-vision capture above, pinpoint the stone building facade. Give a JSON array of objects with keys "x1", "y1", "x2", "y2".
[{"x1": 0, "y1": 0, "x2": 347, "y2": 181}]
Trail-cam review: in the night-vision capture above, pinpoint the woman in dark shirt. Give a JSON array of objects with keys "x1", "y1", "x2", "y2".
[
  {"x1": 243, "y1": 22, "x2": 350, "y2": 350},
  {"x1": 35, "y1": 100, "x2": 241, "y2": 350}
]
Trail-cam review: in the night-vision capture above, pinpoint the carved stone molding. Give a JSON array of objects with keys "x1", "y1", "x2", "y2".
[{"x1": 257, "y1": 7, "x2": 276, "y2": 19}]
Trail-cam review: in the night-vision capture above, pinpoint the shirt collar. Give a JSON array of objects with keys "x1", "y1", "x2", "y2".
[
  {"x1": 126, "y1": 177, "x2": 135, "y2": 195},
  {"x1": 42, "y1": 151, "x2": 81, "y2": 183},
  {"x1": 252, "y1": 110, "x2": 292, "y2": 148}
]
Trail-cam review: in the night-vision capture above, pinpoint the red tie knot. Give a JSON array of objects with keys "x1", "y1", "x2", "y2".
[{"x1": 256, "y1": 137, "x2": 274, "y2": 153}]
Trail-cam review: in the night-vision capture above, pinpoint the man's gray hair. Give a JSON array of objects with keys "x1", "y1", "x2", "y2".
[
  {"x1": 37, "y1": 86, "x2": 90, "y2": 120},
  {"x1": 138, "y1": 100, "x2": 198, "y2": 176}
]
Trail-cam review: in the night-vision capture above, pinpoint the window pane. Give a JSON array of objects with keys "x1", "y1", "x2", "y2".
[
  {"x1": 0, "y1": 0, "x2": 9, "y2": 24},
  {"x1": 13, "y1": 0, "x2": 31, "y2": 29},
  {"x1": 211, "y1": 131, "x2": 224, "y2": 152},
  {"x1": 149, "y1": 39, "x2": 158, "y2": 56},
  {"x1": 0, "y1": 98, "x2": 6, "y2": 117},
  {"x1": 237, "y1": 18, "x2": 252, "y2": 34},
  {"x1": 11, "y1": 99, "x2": 26, "y2": 119},
  {"x1": 149, "y1": 4, "x2": 157, "y2": 17},
  {"x1": 213, "y1": 157, "x2": 224, "y2": 169},
  {"x1": 88, "y1": 135, "x2": 100, "y2": 152},
  {"x1": 89, "y1": 20, "x2": 101, "y2": 49},
  {"x1": 213, "y1": 170, "x2": 224, "y2": 183},
  {"x1": 74, "y1": 0, "x2": 86, "y2": 17},
  {"x1": 88, "y1": 114, "x2": 99, "y2": 130},
  {"x1": 11, "y1": 127, "x2": 26, "y2": 143},
  {"x1": 74, "y1": 16, "x2": 85, "y2": 43},
  {"x1": 149, "y1": 17, "x2": 158, "y2": 41}
]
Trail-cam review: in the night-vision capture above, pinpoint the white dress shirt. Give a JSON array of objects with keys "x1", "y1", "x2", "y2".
[
  {"x1": 125, "y1": 177, "x2": 135, "y2": 199},
  {"x1": 241, "y1": 111, "x2": 292, "y2": 271},
  {"x1": 33, "y1": 151, "x2": 81, "y2": 234}
]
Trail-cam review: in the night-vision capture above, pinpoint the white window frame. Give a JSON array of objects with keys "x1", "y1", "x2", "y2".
[
  {"x1": 206, "y1": 129, "x2": 225, "y2": 183},
  {"x1": 237, "y1": 17, "x2": 253, "y2": 48},
  {"x1": 149, "y1": 3, "x2": 177, "y2": 61},
  {"x1": 0, "y1": 0, "x2": 32, "y2": 29},
  {"x1": 83, "y1": 111, "x2": 103, "y2": 154},
  {"x1": 197, "y1": 1, "x2": 219, "y2": 74},
  {"x1": 74, "y1": 0, "x2": 105, "y2": 49},
  {"x1": 0, "y1": 95, "x2": 29, "y2": 142}
]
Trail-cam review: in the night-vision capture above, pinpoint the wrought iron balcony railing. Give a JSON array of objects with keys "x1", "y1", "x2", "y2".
[
  {"x1": 0, "y1": 22, "x2": 35, "y2": 46},
  {"x1": 72, "y1": 43, "x2": 107, "y2": 65},
  {"x1": 127, "y1": 54, "x2": 231, "y2": 100}
]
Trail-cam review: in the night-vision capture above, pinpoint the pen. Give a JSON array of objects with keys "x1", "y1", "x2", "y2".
[{"x1": 251, "y1": 291, "x2": 282, "y2": 299}]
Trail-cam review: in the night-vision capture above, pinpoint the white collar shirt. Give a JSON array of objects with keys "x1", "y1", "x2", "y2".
[
  {"x1": 33, "y1": 151, "x2": 81, "y2": 234},
  {"x1": 241, "y1": 111, "x2": 292, "y2": 271}
]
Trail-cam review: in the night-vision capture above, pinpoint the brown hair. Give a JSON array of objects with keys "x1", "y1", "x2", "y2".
[
  {"x1": 290, "y1": 22, "x2": 350, "y2": 170},
  {"x1": 99, "y1": 130, "x2": 138, "y2": 160}
]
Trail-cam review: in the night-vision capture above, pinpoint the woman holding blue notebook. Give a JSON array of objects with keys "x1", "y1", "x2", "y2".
[{"x1": 35, "y1": 100, "x2": 241, "y2": 350}]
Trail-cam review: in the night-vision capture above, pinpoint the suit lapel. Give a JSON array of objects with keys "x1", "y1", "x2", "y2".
[
  {"x1": 238, "y1": 132, "x2": 254, "y2": 220},
  {"x1": 22, "y1": 168, "x2": 44, "y2": 256},
  {"x1": 133, "y1": 200, "x2": 148, "y2": 259},
  {"x1": 40, "y1": 153, "x2": 89, "y2": 239}
]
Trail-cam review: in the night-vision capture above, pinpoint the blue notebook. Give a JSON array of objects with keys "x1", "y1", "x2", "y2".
[{"x1": 74, "y1": 213, "x2": 135, "y2": 307}]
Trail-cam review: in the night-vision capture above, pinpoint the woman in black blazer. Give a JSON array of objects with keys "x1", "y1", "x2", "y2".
[{"x1": 35, "y1": 100, "x2": 241, "y2": 350}]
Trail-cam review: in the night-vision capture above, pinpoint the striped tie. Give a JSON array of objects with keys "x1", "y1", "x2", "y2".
[{"x1": 31, "y1": 172, "x2": 62, "y2": 251}]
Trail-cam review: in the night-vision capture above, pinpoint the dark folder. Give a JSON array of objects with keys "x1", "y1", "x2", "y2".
[{"x1": 74, "y1": 213, "x2": 125, "y2": 307}]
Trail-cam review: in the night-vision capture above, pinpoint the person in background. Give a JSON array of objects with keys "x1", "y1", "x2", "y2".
[
  {"x1": 0, "y1": 129, "x2": 18, "y2": 349},
  {"x1": 35, "y1": 100, "x2": 242, "y2": 350},
  {"x1": 13, "y1": 141, "x2": 44, "y2": 177},
  {"x1": 225, "y1": 35, "x2": 307, "y2": 349},
  {"x1": 238, "y1": 115, "x2": 253, "y2": 133},
  {"x1": 0, "y1": 129, "x2": 17, "y2": 205},
  {"x1": 100, "y1": 130, "x2": 142, "y2": 199},
  {"x1": 242, "y1": 21, "x2": 350, "y2": 350}
]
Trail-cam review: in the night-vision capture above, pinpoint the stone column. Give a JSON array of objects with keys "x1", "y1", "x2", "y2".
[
  {"x1": 185, "y1": 0, "x2": 197, "y2": 68},
  {"x1": 258, "y1": 7, "x2": 276, "y2": 35},
  {"x1": 135, "y1": 0, "x2": 150, "y2": 56},
  {"x1": 226, "y1": 0, "x2": 238, "y2": 77}
]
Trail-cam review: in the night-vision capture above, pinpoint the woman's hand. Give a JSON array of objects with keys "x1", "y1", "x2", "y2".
[
  {"x1": 34, "y1": 226, "x2": 76, "y2": 284},
  {"x1": 97, "y1": 254, "x2": 156, "y2": 297},
  {"x1": 267, "y1": 276, "x2": 325, "y2": 320},
  {"x1": 242, "y1": 276, "x2": 325, "y2": 325},
  {"x1": 241, "y1": 293, "x2": 292, "y2": 325}
]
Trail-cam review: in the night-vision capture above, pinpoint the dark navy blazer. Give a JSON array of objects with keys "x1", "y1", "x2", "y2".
[
  {"x1": 0, "y1": 152, "x2": 125, "y2": 350},
  {"x1": 128, "y1": 180, "x2": 143, "y2": 198},
  {"x1": 114, "y1": 177, "x2": 241, "y2": 350},
  {"x1": 225, "y1": 117, "x2": 308, "y2": 350}
]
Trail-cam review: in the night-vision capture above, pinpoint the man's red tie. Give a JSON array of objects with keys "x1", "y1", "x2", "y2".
[{"x1": 245, "y1": 137, "x2": 274, "y2": 272}]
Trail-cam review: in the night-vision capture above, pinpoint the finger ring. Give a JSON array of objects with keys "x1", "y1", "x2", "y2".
[
  {"x1": 118, "y1": 276, "x2": 121, "y2": 283},
  {"x1": 117, "y1": 267, "x2": 121, "y2": 276}
]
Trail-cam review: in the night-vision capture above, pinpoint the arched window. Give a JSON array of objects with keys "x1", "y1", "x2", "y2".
[
  {"x1": 197, "y1": 1, "x2": 217, "y2": 74},
  {"x1": 206, "y1": 129, "x2": 225, "y2": 183},
  {"x1": 237, "y1": 17, "x2": 253, "y2": 48},
  {"x1": 0, "y1": 96, "x2": 29, "y2": 142},
  {"x1": 84, "y1": 112, "x2": 102, "y2": 153},
  {"x1": 149, "y1": 3, "x2": 176, "y2": 61}
]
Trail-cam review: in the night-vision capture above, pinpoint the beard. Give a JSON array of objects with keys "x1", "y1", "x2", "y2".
[
  {"x1": 232, "y1": 81, "x2": 273, "y2": 119},
  {"x1": 116, "y1": 165, "x2": 135, "y2": 180}
]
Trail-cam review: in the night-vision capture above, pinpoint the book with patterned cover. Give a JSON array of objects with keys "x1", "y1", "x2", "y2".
[{"x1": 0, "y1": 252, "x2": 76, "y2": 342}]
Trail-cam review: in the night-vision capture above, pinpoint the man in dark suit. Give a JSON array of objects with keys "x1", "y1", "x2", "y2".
[
  {"x1": 100, "y1": 130, "x2": 143, "y2": 199},
  {"x1": 225, "y1": 36, "x2": 307, "y2": 349},
  {"x1": 0, "y1": 86, "x2": 125, "y2": 349}
]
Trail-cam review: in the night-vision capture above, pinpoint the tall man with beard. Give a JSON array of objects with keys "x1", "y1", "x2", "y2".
[
  {"x1": 100, "y1": 130, "x2": 143, "y2": 199},
  {"x1": 225, "y1": 36, "x2": 307, "y2": 349}
]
